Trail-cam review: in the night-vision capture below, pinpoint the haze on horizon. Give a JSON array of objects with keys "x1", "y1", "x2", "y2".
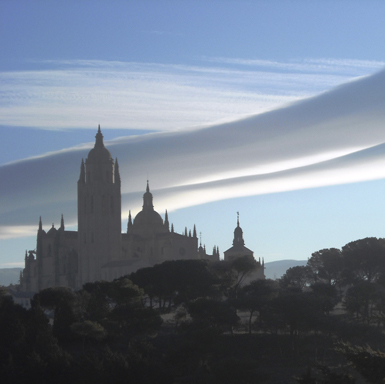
[{"x1": 1, "y1": 1, "x2": 385, "y2": 268}]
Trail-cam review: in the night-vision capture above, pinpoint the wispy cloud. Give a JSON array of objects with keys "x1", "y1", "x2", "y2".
[
  {"x1": 204, "y1": 57, "x2": 385, "y2": 76},
  {"x1": 2, "y1": 67, "x2": 385, "y2": 239},
  {"x1": 0, "y1": 58, "x2": 376, "y2": 131}
]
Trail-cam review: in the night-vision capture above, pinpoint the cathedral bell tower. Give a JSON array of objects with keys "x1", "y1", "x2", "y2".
[{"x1": 77, "y1": 126, "x2": 122, "y2": 286}]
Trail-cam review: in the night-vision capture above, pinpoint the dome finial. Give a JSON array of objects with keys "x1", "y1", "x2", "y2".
[
  {"x1": 146, "y1": 180, "x2": 150, "y2": 192},
  {"x1": 237, "y1": 211, "x2": 240, "y2": 227}
]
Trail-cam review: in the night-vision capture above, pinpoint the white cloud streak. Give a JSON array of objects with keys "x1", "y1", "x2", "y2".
[
  {"x1": 2, "y1": 67, "x2": 385, "y2": 239},
  {"x1": 0, "y1": 58, "x2": 378, "y2": 130}
]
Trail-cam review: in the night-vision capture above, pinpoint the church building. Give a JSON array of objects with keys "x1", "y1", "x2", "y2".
[
  {"x1": 224, "y1": 214, "x2": 265, "y2": 281},
  {"x1": 20, "y1": 127, "x2": 219, "y2": 292}
]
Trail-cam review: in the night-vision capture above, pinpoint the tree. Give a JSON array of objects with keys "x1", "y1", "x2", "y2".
[
  {"x1": 280, "y1": 266, "x2": 315, "y2": 290},
  {"x1": 260, "y1": 290, "x2": 324, "y2": 337},
  {"x1": 342, "y1": 238, "x2": 385, "y2": 285},
  {"x1": 307, "y1": 248, "x2": 343, "y2": 285},
  {"x1": 344, "y1": 281, "x2": 379, "y2": 323},
  {"x1": 236, "y1": 279, "x2": 278, "y2": 334},
  {"x1": 70, "y1": 320, "x2": 105, "y2": 350},
  {"x1": 310, "y1": 282, "x2": 339, "y2": 316},
  {"x1": 186, "y1": 298, "x2": 239, "y2": 333},
  {"x1": 230, "y1": 255, "x2": 258, "y2": 290},
  {"x1": 130, "y1": 260, "x2": 218, "y2": 309},
  {"x1": 34, "y1": 287, "x2": 79, "y2": 342},
  {"x1": 337, "y1": 342, "x2": 385, "y2": 383}
]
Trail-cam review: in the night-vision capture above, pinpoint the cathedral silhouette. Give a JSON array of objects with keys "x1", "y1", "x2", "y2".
[{"x1": 20, "y1": 127, "x2": 263, "y2": 292}]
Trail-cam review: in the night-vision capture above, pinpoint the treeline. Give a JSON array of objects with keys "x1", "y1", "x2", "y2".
[{"x1": 1, "y1": 238, "x2": 385, "y2": 383}]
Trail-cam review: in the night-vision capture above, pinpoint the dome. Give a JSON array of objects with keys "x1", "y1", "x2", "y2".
[
  {"x1": 86, "y1": 126, "x2": 112, "y2": 163},
  {"x1": 134, "y1": 209, "x2": 163, "y2": 227},
  {"x1": 132, "y1": 182, "x2": 164, "y2": 231}
]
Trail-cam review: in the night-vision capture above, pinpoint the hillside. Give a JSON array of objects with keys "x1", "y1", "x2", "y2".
[
  {"x1": 264, "y1": 259, "x2": 307, "y2": 280},
  {"x1": 0, "y1": 268, "x2": 22, "y2": 287}
]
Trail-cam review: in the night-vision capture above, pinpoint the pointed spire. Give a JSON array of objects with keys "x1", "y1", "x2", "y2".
[
  {"x1": 185, "y1": 227, "x2": 188, "y2": 236},
  {"x1": 143, "y1": 181, "x2": 154, "y2": 210},
  {"x1": 217, "y1": 246, "x2": 219, "y2": 255},
  {"x1": 164, "y1": 210, "x2": 169, "y2": 230},
  {"x1": 115, "y1": 158, "x2": 120, "y2": 183},
  {"x1": 79, "y1": 158, "x2": 85, "y2": 183},
  {"x1": 127, "y1": 211, "x2": 133, "y2": 233},
  {"x1": 171, "y1": 223, "x2": 174, "y2": 233},
  {"x1": 233, "y1": 212, "x2": 244, "y2": 247},
  {"x1": 60, "y1": 214, "x2": 64, "y2": 230},
  {"x1": 193, "y1": 224, "x2": 197, "y2": 238},
  {"x1": 95, "y1": 125, "x2": 104, "y2": 147}
]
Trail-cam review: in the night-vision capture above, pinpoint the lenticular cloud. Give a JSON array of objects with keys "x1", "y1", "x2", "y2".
[{"x1": 2, "y1": 68, "x2": 385, "y2": 239}]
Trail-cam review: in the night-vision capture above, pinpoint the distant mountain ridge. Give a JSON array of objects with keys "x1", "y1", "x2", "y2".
[
  {"x1": 0, "y1": 268, "x2": 22, "y2": 287},
  {"x1": 264, "y1": 260, "x2": 307, "y2": 280}
]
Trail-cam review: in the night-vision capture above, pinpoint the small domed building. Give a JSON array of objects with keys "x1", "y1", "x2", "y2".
[{"x1": 224, "y1": 214, "x2": 265, "y2": 281}]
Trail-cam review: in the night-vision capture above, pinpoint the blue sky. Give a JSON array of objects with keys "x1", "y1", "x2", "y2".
[{"x1": 2, "y1": 1, "x2": 385, "y2": 267}]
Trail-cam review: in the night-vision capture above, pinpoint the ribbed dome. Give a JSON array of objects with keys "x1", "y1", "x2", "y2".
[{"x1": 134, "y1": 209, "x2": 163, "y2": 226}]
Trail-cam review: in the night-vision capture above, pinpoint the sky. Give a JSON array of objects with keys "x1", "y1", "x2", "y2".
[{"x1": 2, "y1": 1, "x2": 385, "y2": 267}]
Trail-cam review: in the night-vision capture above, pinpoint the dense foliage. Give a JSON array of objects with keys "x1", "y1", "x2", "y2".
[{"x1": 2, "y1": 237, "x2": 385, "y2": 383}]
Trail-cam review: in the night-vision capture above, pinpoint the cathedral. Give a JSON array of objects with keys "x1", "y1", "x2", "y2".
[{"x1": 19, "y1": 127, "x2": 263, "y2": 293}]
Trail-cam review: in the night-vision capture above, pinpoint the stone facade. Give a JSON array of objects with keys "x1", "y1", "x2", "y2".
[{"x1": 20, "y1": 127, "x2": 218, "y2": 292}]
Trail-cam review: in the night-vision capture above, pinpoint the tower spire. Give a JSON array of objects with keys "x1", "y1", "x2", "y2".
[
  {"x1": 60, "y1": 214, "x2": 64, "y2": 230},
  {"x1": 79, "y1": 159, "x2": 85, "y2": 183},
  {"x1": 115, "y1": 158, "x2": 120, "y2": 184},
  {"x1": 193, "y1": 224, "x2": 197, "y2": 238},
  {"x1": 143, "y1": 181, "x2": 154, "y2": 210},
  {"x1": 127, "y1": 211, "x2": 133, "y2": 233},
  {"x1": 164, "y1": 209, "x2": 169, "y2": 230},
  {"x1": 95, "y1": 125, "x2": 104, "y2": 147}
]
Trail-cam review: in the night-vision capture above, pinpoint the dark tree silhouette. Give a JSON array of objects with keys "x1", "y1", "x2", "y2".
[
  {"x1": 280, "y1": 265, "x2": 315, "y2": 290},
  {"x1": 307, "y1": 248, "x2": 343, "y2": 285},
  {"x1": 342, "y1": 238, "x2": 385, "y2": 285},
  {"x1": 236, "y1": 279, "x2": 278, "y2": 334}
]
